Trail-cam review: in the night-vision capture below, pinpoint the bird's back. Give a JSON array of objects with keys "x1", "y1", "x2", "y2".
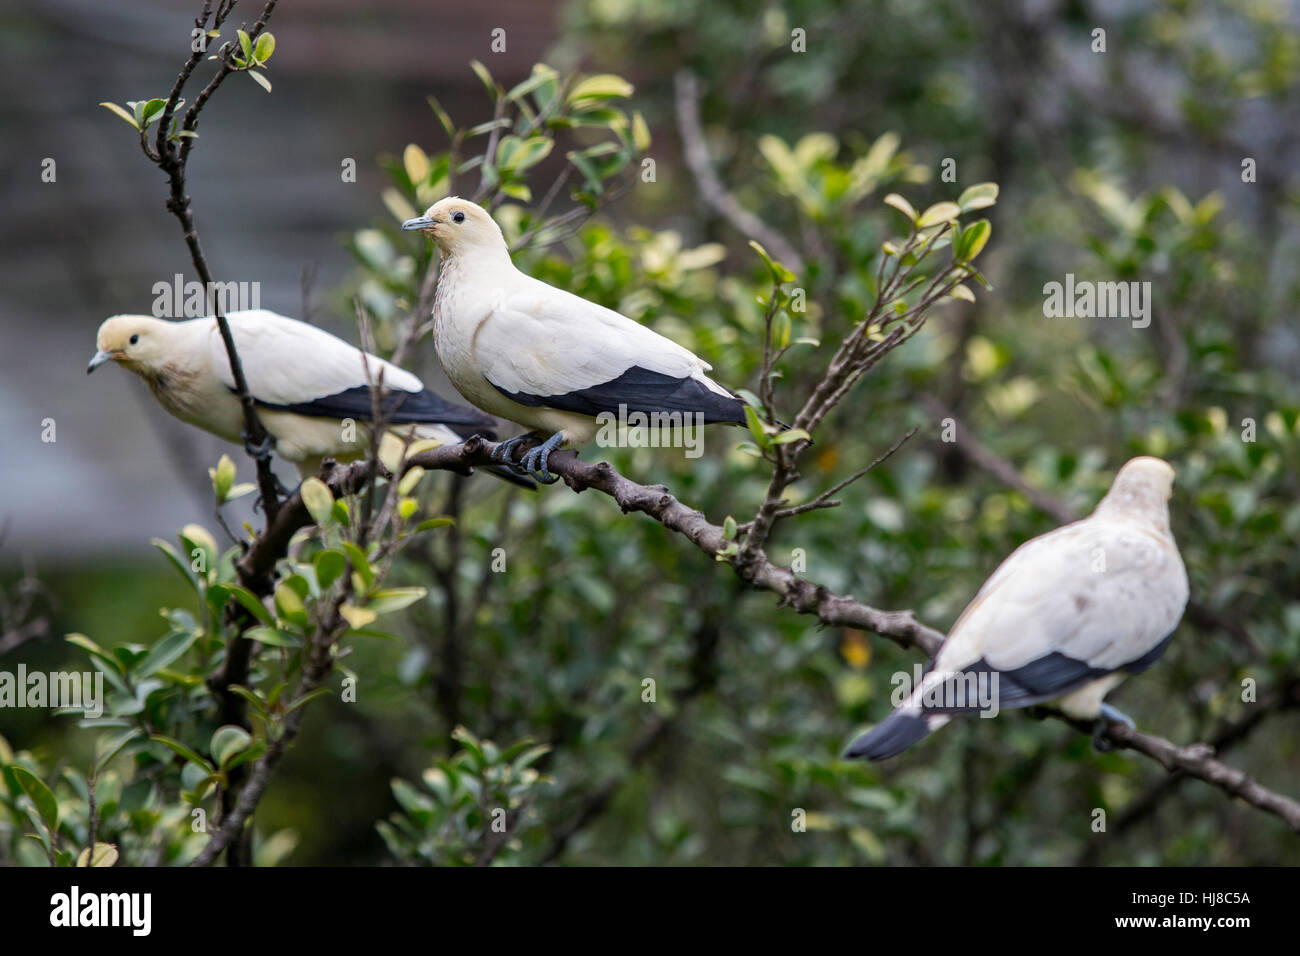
[{"x1": 936, "y1": 514, "x2": 1188, "y2": 679}]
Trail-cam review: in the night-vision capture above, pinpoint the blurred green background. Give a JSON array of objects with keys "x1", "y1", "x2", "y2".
[{"x1": 2, "y1": 0, "x2": 1298, "y2": 865}]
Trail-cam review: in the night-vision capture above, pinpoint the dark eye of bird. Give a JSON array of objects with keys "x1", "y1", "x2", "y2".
[
  {"x1": 129, "y1": 334, "x2": 139, "y2": 345},
  {"x1": 452, "y1": 211, "x2": 465, "y2": 223}
]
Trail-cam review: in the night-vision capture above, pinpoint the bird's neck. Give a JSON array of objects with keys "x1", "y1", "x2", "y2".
[
  {"x1": 439, "y1": 245, "x2": 514, "y2": 277},
  {"x1": 1093, "y1": 488, "x2": 1173, "y2": 536}
]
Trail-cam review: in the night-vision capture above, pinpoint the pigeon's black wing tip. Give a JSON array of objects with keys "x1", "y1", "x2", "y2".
[
  {"x1": 496, "y1": 365, "x2": 748, "y2": 424},
  {"x1": 257, "y1": 384, "x2": 496, "y2": 431}
]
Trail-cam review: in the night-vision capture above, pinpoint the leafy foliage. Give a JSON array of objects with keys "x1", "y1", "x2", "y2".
[{"x1": 5, "y1": 1, "x2": 1298, "y2": 867}]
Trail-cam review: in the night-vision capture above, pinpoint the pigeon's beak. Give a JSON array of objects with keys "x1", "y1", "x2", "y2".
[
  {"x1": 87, "y1": 349, "x2": 116, "y2": 374},
  {"x1": 401, "y1": 215, "x2": 440, "y2": 232}
]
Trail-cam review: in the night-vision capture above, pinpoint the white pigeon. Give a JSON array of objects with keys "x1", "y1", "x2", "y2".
[
  {"x1": 846, "y1": 456, "x2": 1189, "y2": 760},
  {"x1": 401, "y1": 197, "x2": 750, "y2": 482},
  {"x1": 88, "y1": 309, "x2": 525, "y2": 483}
]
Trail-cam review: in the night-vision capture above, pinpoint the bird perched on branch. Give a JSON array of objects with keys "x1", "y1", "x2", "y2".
[
  {"x1": 846, "y1": 457, "x2": 1189, "y2": 760},
  {"x1": 88, "y1": 309, "x2": 527, "y2": 485},
  {"x1": 402, "y1": 197, "x2": 754, "y2": 483}
]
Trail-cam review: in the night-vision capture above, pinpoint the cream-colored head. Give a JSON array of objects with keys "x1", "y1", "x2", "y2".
[
  {"x1": 88, "y1": 315, "x2": 176, "y2": 376},
  {"x1": 1095, "y1": 456, "x2": 1177, "y2": 525},
  {"x1": 401, "y1": 197, "x2": 507, "y2": 259}
]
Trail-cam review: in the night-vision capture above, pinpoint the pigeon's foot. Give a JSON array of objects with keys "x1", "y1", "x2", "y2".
[
  {"x1": 516, "y1": 431, "x2": 565, "y2": 484},
  {"x1": 1099, "y1": 703, "x2": 1136, "y2": 728},
  {"x1": 1091, "y1": 703, "x2": 1136, "y2": 752},
  {"x1": 243, "y1": 431, "x2": 276, "y2": 462},
  {"x1": 252, "y1": 476, "x2": 293, "y2": 512},
  {"x1": 491, "y1": 433, "x2": 535, "y2": 464}
]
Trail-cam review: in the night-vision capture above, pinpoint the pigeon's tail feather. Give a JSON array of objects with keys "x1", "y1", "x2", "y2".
[
  {"x1": 480, "y1": 464, "x2": 537, "y2": 490},
  {"x1": 844, "y1": 710, "x2": 948, "y2": 761}
]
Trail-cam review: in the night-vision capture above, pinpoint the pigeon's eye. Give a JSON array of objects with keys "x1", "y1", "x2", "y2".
[
  {"x1": 129, "y1": 334, "x2": 140, "y2": 345},
  {"x1": 452, "y1": 211, "x2": 465, "y2": 224}
]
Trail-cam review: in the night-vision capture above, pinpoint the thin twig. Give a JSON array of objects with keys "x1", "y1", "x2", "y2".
[{"x1": 674, "y1": 69, "x2": 805, "y2": 274}]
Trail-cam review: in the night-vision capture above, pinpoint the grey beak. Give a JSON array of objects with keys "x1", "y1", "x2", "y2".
[
  {"x1": 87, "y1": 349, "x2": 113, "y2": 374},
  {"x1": 401, "y1": 216, "x2": 439, "y2": 231}
]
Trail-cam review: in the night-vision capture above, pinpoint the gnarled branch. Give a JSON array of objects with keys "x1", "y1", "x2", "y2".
[{"x1": 230, "y1": 436, "x2": 1300, "y2": 833}]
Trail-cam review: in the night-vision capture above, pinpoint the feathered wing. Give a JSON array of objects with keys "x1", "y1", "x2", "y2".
[
  {"x1": 207, "y1": 311, "x2": 495, "y2": 432},
  {"x1": 846, "y1": 517, "x2": 1187, "y2": 760},
  {"x1": 938, "y1": 519, "x2": 1187, "y2": 683},
  {"x1": 474, "y1": 282, "x2": 746, "y2": 423}
]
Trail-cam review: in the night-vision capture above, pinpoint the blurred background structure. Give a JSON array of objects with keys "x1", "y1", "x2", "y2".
[{"x1": 1, "y1": 0, "x2": 1298, "y2": 865}]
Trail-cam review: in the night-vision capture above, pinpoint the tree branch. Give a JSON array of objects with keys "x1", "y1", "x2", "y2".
[
  {"x1": 151, "y1": 0, "x2": 283, "y2": 522},
  {"x1": 674, "y1": 69, "x2": 806, "y2": 274},
  {"x1": 224, "y1": 435, "x2": 1300, "y2": 832}
]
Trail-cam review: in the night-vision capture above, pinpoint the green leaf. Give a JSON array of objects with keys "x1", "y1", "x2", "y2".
[
  {"x1": 341, "y1": 542, "x2": 374, "y2": 589},
  {"x1": 568, "y1": 74, "x2": 634, "y2": 104},
  {"x1": 451, "y1": 726, "x2": 487, "y2": 767},
  {"x1": 771, "y1": 428, "x2": 812, "y2": 445},
  {"x1": 955, "y1": 219, "x2": 992, "y2": 261},
  {"x1": 367, "y1": 587, "x2": 427, "y2": 615},
  {"x1": 76, "y1": 843, "x2": 119, "y2": 867},
  {"x1": 464, "y1": 118, "x2": 511, "y2": 139},
  {"x1": 178, "y1": 524, "x2": 217, "y2": 579},
  {"x1": 340, "y1": 604, "x2": 377, "y2": 630},
  {"x1": 237, "y1": 30, "x2": 253, "y2": 60},
  {"x1": 139, "y1": 98, "x2": 167, "y2": 128},
  {"x1": 66, "y1": 633, "x2": 125, "y2": 675},
  {"x1": 501, "y1": 136, "x2": 553, "y2": 173},
  {"x1": 631, "y1": 111, "x2": 651, "y2": 151},
  {"x1": 566, "y1": 150, "x2": 603, "y2": 192},
  {"x1": 135, "y1": 629, "x2": 198, "y2": 679},
  {"x1": 743, "y1": 405, "x2": 771, "y2": 450},
  {"x1": 284, "y1": 687, "x2": 333, "y2": 715},
  {"x1": 917, "y1": 202, "x2": 961, "y2": 228},
  {"x1": 227, "y1": 685, "x2": 269, "y2": 719},
  {"x1": 964, "y1": 265, "x2": 994, "y2": 290},
  {"x1": 314, "y1": 550, "x2": 346, "y2": 591},
  {"x1": 299, "y1": 477, "x2": 335, "y2": 526},
  {"x1": 957, "y1": 182, "x2": 999, "y2": 212},
  {"x1": 723, "y1": 516, "x2": 737, "y2": 540},
  {"x1": 99, "y1": 102, "x2": 140, "y2": 130},
  {"x1": 94, "y1": 728, "x2": 142, "y2": 774},
  {"x1": 244, "y1": 625, "x2": 301, "y2": 648},
  {"x1": 397, "y1": 467, "x2": 426, "y2": 497},
  {"x1": 426, "y1": 95, "x2": 456, "y2": 139},
  {"x1": 253, "y1": 32, "x2": 276, "y2": 63},
  {"x1": 209, "y1": 454, "x2": 236, "y2": 502},
  {"x1": 11, "y1": 767, "x2": 58, "y2": 831},
  {"x1": 149, "y1": 735, "x2": 214, "y2": 773},
  {"x1": 748, "y1": 240, "x2": 795, "y2": 283},
  {"x1": 506, "y1": 65, "x2": 559, "y2": 103},
  {"x1": 402, "y1": 143, "x2": 431, "y2": 186},
  {"x1": 225, "y1": 585, "x2": 274, "y2": 625},
  {"x1": 248, "y1": 70, "x2": 272, "y2": 93},
  {"x1": 772, "y1": 310, "x2": 792, "y2": 349},
  {"x1": 151, "y1": 539, "x2": 199, "y2": 594},
  {"x1": 274, "y1": 581, "x2": 307, "y2": 627},
  {"x1": 416, "y1": 517, "x2": 455, "y2": 532},
  {"x1": 210, "y1": 725, "x2": 252, "y2": 769},
  {"x1": 469, "y1": 60, "x2": 497, "y2": 98},
  {"x1": 883, "y1": 193, "x2": 917, "y2": 222}
]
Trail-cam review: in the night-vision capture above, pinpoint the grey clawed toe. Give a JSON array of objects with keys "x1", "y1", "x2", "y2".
[{"x1": 494, "y1": 431, "x2": 564, "y2": 484}]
